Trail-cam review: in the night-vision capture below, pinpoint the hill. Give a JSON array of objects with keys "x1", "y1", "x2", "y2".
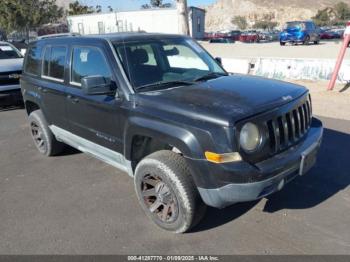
[{"x1": 205, "y1": 0, "x2": 350, "y2": 31}]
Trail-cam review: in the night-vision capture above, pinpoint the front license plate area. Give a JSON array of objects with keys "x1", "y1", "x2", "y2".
[{"x1": 299, "y1": 144, "x2": 318, "y2": 176}]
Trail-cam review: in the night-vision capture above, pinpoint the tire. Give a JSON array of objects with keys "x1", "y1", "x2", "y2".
[
  {"x1": 134, "y1": 150, "x2": 206, "y2": 233},
  {"x1": 280, "y1": 42, "x2": 286, "y2": 46},
  {"x1": 314, "y1": 40, "x2": 319, "y2": 45},
  {"x1": 28, "y1": 109, "x2": 65, "y2": 156},
  {"x1": 303, "y1": 36, "x2": 310, "y2": 45}
]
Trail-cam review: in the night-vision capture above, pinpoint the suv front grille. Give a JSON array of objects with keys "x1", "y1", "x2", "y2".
[
  {"x1": 266, "y1": 96, "x2": 312, "y2": 154},
  {"x1": 0, "y1": 71, "x2": 22, "y2": 86}
]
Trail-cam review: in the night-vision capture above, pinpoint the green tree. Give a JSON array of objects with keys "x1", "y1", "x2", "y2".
[
  {"x1": 0, "y1": 0, "x2": 63, "y2": 40},
  {"x1": 107, "y1": 5, "x2": 114, "y2": 12},
  {"x1": 312, "y1": 8, "x2": 333, "y2": 26},
  {"x1": 67, "y1": 1, "x2": 101, "y2": 16},
  {"x1": 232, "y1": 16, "x2": 248, "y2": 30},
  {"x1": 334, "y1": 1, "x2": 350, "y2": 21},
  {"x1": 141, "y1": 0, "x2": 172, "y2": 9},
  {"x1": 253, "y1": 20, "x2": 278, "y2": 30}
]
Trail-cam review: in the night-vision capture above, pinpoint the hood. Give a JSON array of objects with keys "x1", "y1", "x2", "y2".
[
  {"x1": 0, "y1": 58, "x2": 23, "y2": 72},
  {"x1": 136, "y1": 75, "x2": 307, "y2": 126}
]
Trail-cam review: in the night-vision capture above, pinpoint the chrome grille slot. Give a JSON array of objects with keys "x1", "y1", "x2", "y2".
[
  {"x1": 266, "y1": 98, "x2": 312, "y2": 155},
  {"x1": 0, "y1": 70, "x2": 21, "y2": 86}
]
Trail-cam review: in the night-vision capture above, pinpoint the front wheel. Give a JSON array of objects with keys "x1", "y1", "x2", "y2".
[
  {"x1": 280, "y1": 41, "x2": 286, "y2": 46},
  {"x1": 134, "y1": 150, "x2": 206, "y2": 233}
]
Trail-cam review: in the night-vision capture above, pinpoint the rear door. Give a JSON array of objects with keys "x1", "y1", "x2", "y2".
[
  {"x1": 65, "y1": 43, "x2": 123, "y2": 153},
  {"x1": 22, "y1": 43, "x2": 68, "y2": 129},
  {"x1": 39, "y1": 45, "x2": 69, "y2": 129}
]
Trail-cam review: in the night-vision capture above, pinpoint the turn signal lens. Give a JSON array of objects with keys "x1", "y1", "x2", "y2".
[{"x1": 205, "y1": 151, "x2": 242, "y2": 164}]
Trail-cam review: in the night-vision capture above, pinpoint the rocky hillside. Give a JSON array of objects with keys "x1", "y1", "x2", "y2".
[{"x1": 205, "y1": 0, "x2": 350, "y2": 31}]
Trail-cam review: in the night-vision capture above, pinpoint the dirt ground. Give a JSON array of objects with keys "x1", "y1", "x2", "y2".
[{"x1": 290, "y1": 80, "x2": 350, "y2": 121}]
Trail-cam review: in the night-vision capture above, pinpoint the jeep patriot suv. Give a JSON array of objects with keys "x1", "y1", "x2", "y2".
[{"x1": 21, "y1": 33, "x2": 323, "y2": 233}]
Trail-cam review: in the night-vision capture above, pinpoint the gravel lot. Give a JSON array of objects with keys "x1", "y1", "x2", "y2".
[
  {"x1": 0, "y1": 85, "x2": 349, "y2": 254},
  {"x1": 200, "y1": 40, "x2": 350, "y2": 60},
  {"x1": 291, "y1": 80, "x2": 350, "y2": 121}
]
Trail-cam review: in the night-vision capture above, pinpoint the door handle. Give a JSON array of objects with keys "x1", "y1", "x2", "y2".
[
  {"x1": 67, "y1": 95, "x2": 79, "y2": 104},
  {"x1": 37, "y1": 86, "x2": 48, "y2": 93}
]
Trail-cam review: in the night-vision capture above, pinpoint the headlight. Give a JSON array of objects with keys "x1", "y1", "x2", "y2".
[{"x1": 239, "y1": 122, "x2": 261, "y2": 153}]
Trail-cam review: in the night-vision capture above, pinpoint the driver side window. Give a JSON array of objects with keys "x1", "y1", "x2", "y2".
[{"x1": 71, "y1": 46, "x2": 112, "y2": 87}]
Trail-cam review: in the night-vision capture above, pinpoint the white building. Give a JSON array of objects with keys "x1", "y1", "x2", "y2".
[{"x1": 67, "y1": 7, "x2": 205, "y2": 39}]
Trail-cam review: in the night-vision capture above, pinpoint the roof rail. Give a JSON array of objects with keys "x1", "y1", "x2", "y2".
[{"x1": 37, "y1": 33, "x2": 81, "y2": 40}]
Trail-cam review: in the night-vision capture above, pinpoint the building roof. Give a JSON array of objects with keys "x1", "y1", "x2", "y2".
[{"x1": 67, "y1": 6, "x2": 204, "y2": 19}]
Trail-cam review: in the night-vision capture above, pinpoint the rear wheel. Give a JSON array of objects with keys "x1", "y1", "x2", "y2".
[
  {"x1": 280, "y1": 41, "x2": 286, "y2": 46},
  {"x1": 28, "y1": 110, "x2": 65, "y2": 156},
  {"x1": 134, "y1": 150, "x2": 206, "y2": 233},
  {"x1": 303, "y1": 35, "x2": 310, "y2": 45}
]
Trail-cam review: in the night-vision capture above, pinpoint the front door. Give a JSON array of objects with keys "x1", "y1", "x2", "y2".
[{"x1": 65, "y1": 45, "x2": 123, "y2": 153}]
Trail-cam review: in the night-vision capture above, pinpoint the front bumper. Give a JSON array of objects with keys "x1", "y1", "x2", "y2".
[
  {"x1": 197, "y1": 118, "x2": 323, "y2": 208},
  {"x1": 280, "y1": 35, "x2": 305, "y2": 43},
  {"x1": 0, "y1": 85, "x2": 23, "y2": 106}
]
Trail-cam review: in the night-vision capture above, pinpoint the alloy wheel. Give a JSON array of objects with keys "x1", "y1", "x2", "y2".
[{"x1": 141, "y1": 174, "x2": 179, "y2": 223}]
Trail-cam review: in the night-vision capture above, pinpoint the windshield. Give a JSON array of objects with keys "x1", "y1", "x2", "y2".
[
  {"x1": 113, "y1": 37, "x2": 226, "y2": 91},
  {"x1": 285, "y1": 22, "x2": 305, "y2": 30},
  {"x1": 0, "y1": 44, "x2": 22, "y2": 59}
]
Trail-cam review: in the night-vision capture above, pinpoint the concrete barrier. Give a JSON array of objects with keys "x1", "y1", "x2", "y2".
[
  {"x1": 221, "y1": 57, "x2": 350, "y2": 83},
  {"x1": 221, "y1": 58, "x2": 251, "y2": 75}
]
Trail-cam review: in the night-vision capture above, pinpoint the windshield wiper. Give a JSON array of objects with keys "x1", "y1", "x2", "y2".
[
  {"x1": 193, "y1": 72, "x2": 228, "y2": 82},
  {"x1": 136, "y1": 80, "x2": 195, "y2": 91}
]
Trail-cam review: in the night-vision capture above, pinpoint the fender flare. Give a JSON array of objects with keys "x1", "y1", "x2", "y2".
[{"x1": 124, "y1": 116, "x2": 204, "y2": 161}]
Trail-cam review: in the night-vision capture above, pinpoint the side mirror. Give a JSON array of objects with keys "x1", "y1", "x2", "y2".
[
  {"x1": 81, "y1": 75, "x2": 114, "y2": 96},
  {"x1": 215, "y1": 57, "x2": 222, "y2": 65},
  {"x1": 164, "y1": 47, "x2": 179, "y2": 56}
]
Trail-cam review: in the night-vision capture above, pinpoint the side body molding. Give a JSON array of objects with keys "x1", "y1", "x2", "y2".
[{"x1": 50, "y1": 125, "x2": 134, "y2": 177}]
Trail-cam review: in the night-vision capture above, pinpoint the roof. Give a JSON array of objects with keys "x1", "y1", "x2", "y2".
[{"x1": 34, "y1": 32, "x2": 188, "y2": 44}]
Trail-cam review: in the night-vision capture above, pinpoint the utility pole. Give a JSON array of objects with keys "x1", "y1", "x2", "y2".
[{"x1": 176, "y1": 0, "x2": 190, "y2": 36}]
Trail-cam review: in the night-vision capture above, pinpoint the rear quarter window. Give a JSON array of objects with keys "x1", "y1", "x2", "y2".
[{"x1": 24, "y1": 44, "x2": 43, "y2": 76}]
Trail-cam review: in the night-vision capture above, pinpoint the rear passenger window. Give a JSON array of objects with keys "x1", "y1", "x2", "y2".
[
  {"x1": 24, "y1": 45, "x2": 43, "y2": 76},
  {"x1": 71, "y1": 47, "x2": 111, "y2": 85},
  {"x1": 42, "y1": 46, "x2": 67, "y2": 81}
]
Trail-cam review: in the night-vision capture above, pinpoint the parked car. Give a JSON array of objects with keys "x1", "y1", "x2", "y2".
[
  {"x1": 0, "y1": 41, "x2": 24, "y2": 107},
  {"x1": 320, "y1": 29, "x2": 339, "y2": 40},
  {"x1": 209, "y1": 38, "x2": 234, "y2": 43},
  {"x1": 239, "y1": 31, "x2": 260, "y2": 43},
  {"x1": 280, "y1": 21, "x2": 320, "y2": 45},
  {"x1": 21, "y1": 33, "x2": 323, "y2": 233},
  {"x1": 332, "y1": 29, "x2": 344, "y2": 39},
  {"x1": 226, "y1": 30, "x2": 241, "y2": 41},
  {"x1": 204, "y1": 31, "x2": 226, "y2": 41}
]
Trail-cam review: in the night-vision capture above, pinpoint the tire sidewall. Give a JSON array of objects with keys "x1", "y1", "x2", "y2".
[
  {"x1": 28, "y1": 110, "x2": 52, "y2": 156},
  {"x1": 134, "y1": 157, "x2": 193, "y2": 233}
]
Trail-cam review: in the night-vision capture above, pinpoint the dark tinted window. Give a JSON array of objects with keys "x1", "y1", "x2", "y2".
[
  {"x1": 0, "y1": 44, "x2": 22, "y2": 59},
  {"x1": 71, "y1": 47, "x2": 111, "y2": 85},
  {"x1": 24, "y1": 45, "x2": 43, "y2": 75},
  {"x1": 42, "y1": 46, "x2": 66, "y2": 80}
]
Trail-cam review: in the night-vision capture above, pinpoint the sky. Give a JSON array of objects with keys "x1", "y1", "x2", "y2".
[{"x1": 82, "y1": 0, "x2": 215, "y2": 11}]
